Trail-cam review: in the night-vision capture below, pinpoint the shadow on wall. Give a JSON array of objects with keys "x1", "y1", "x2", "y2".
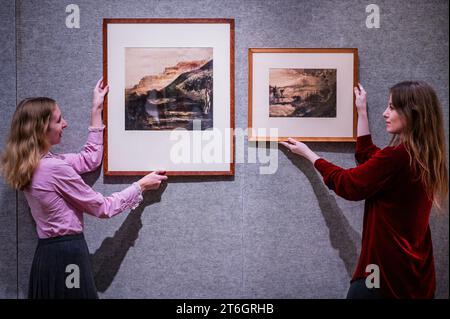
[
  {"x1": 90, "y1": 182, "x2": 168, "y2": 293},
  {"x1": 280, "y1": 146, "x2": 361, "y2": 278},
  {"x1": 90, "y1": 172, "x2": 235, "y2": 293},
  {"x1": 18, "y1": 166, "x2": 233, "y2": 295}
]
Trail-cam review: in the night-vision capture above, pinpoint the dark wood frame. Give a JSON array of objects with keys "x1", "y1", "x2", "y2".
[
  {"x1": 103, "y1": 18, "x2": 235, "y2": 176},
  {"x1": 248, "y1": 48, "x2": 358, "y2": 142}
]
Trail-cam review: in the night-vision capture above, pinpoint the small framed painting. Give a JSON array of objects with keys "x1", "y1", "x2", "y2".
[{"x1": 248, "y1": 48, "x2": 358, "y2": 142}]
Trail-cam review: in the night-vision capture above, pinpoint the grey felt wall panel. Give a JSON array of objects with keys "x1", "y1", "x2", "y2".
[
  {"x1": 0, "y1": 0, "x2": 17, "y2": 299},
  {"x1": 6, "y1": 0, "x2": 449, "y2": 298}
]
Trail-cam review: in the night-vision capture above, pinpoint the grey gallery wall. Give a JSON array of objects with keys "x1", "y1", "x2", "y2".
[{"x1": 0, "y1": 0, "x2": 448, "y2": 299}]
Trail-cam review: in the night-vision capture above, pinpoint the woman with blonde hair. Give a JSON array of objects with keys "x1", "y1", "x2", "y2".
[
  {"x1": 281, "y1": 81, "x2": 448, "y2": 299},
  {"x1": 0, "y1": 78, "x2": 167, "y2": 299}
]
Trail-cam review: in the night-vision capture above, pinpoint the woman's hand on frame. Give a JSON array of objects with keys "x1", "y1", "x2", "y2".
[
  {"x1": 354, "y1": 83, "x2": 367, "y2": 115},
  {"x1": 137, "y1": 171, "x2": 168, "y2": 192},
  {"x1": 279, "y1": 138, "x2": 320, "y2": 164},
  {"x1": 92, "y1": 77, "x2": 109, "y2": 111}
]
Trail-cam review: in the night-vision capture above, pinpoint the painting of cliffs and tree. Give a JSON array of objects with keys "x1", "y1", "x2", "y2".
[
  {"x1": 125, "y1": 47, "x2": 213, "y2": 130},
  {"x1": 269, "y1": 68, "x2": 337, "y2": 118}
]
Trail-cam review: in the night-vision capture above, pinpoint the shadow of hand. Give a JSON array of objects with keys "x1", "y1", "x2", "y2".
[
  {"x1": 90, "y1": 182, "x2": 168, "y2": 293},
  {"x1": 280, "y1": 146, "x2": 360, "y2": 278}
]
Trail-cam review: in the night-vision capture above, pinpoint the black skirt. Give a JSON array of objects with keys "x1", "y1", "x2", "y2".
[{"x1": 28, "y1": 233, "x2": 98, "y2": 299}]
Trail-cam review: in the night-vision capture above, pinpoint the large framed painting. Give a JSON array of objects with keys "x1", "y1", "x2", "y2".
[
  {"x1": 248, "y1": 48, "x2": 358, "y2": 142},
  {"x1": 103, "y1": 18, "x2": 234, "y2": 175}
]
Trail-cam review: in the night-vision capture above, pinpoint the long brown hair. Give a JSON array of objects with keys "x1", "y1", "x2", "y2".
[
  {"x1": 389, "y1": 81, "x2": 448, "y2": 209},
  {"x1": 0, "y1": 97, "x2": 55, "y2": 190}
]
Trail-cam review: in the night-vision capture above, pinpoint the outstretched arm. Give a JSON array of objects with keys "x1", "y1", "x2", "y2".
[
  {"x1": 59, "y1": 78, "x2": 109, "y2": 174},
  {"x1": 355, "y1": 83, "x2": 370, "y2": 137},
  {"x1": 353, "y1": 84, "x2": 380, "y2": 164},
  {"x1": 58, "y1": 126, "x2": 104, "y2": 174},
  {"x1": 280, "y1": 83, "x2": 378, "y2": 165},
  {"x1": 52, "y1": 163, "x2": 168, "y2": 218},
  {"x1": 52, "y1": 161, "x2": 143, "y2": 218},
  {"x1": 280, "y1": 139, "x2": 405, "y2": 201},
  {"x1": 313, "y1": 147, "x2": 405, "y2": 201},
  {"x1": 280, "y1": 137, "x2": 320, "y2": 164}
]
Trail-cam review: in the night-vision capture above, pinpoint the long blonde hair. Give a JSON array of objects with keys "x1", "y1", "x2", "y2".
[
  {"x1": 389, "y1": 81, "x2": 448, "y2": 209},
  {"x1": 0, "y1": 97, "x2": 55, "y2": 190}
]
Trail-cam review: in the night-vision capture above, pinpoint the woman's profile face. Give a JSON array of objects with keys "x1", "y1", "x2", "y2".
[
  {"x1": 46, "y1": 104, "x2": 67, "y2": 145},
  {"x1": 383, "y1": 95, "x2": 405, "y2": 135}
]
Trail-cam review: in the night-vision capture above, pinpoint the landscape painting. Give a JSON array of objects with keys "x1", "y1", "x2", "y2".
[
  {"x1": 125, "y1": 47, "x2": 213, "y2": 130},
  {"x1": 268, "y1": 68, "x2": 337, "y2": 118}
]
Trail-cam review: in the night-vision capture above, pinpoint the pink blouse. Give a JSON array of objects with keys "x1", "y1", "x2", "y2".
[{"x1": 23, "y1": 126, "x2": 143, "y2": 239}]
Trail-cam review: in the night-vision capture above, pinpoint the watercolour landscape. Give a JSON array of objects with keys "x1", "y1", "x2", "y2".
[
  {"x1": 125, "y1": 47, "x2": 214, "y2": 130},
  {"x1": 269, "y1": 68, "x2": 337, "y2": 118}
]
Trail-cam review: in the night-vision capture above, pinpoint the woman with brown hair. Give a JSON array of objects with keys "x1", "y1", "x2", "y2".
[
  {"x1": 281, "y1": 81, "x2": 448, "y2": 299},
  {"x1": 0, "y1": 78, "x2": 167, "y2": 299}
]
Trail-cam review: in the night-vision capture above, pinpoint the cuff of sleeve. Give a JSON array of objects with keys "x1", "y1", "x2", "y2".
[
  {"x1": 314, "y1": 158, "x2": 330, "y2": 176},
  {"x1": 130, "y1": 182, "x2": 144, "y2": 210},
  {"x1": 87, "y1": 125, "x2": 105, "y2": 145},
  {"x1": 88, "y1": 124, "x2": 106, "y2": 132}
]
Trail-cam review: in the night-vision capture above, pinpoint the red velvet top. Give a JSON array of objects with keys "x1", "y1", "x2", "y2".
[{"x1": 314, "y1": 134, "x2": 435, "y2": 299}]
